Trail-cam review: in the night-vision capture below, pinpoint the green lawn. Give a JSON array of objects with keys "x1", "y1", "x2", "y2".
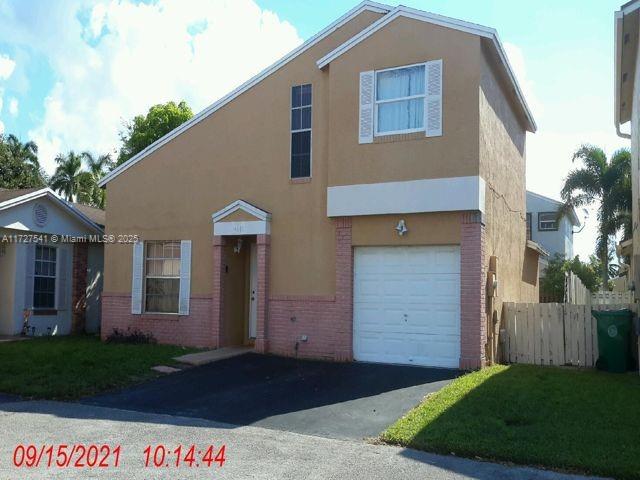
[
  {"x1": 382, "y1": 364, "x2": 640, "y2": 480},
  {"x1": 0, "y1": 336, "x2": 197, "y2": 400}
]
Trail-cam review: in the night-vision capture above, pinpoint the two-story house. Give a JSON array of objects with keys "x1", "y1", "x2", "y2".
[
  {"x1": 615, "y1": 0, "x2": 640, "y2": 292},
  {"x1": 526, "y1": 191, "x2": 580, "y2": 268},
  {"x1": 98, "y1": 1, "x2": 540, "y2": 369}
]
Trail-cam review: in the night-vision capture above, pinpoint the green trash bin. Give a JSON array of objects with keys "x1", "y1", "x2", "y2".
[{"x1": 592, "y1": 309, "x2": 632, "y2": 373}]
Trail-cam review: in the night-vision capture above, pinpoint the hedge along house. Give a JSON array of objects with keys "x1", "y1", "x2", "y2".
[
  {"x1": 99, "y1": 2, "x2": 542, "y2": 369},
  {"x1": 0, "y1": 188, "x2": 105, "y2": 336}
]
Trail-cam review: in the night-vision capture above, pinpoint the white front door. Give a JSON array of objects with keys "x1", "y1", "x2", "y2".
[
  {"x1": 353, "y1": 246, "x2": 461, "y2": 368},
  {"x1": 248, "y1": 242, "x2": 258, "y2": 339}
]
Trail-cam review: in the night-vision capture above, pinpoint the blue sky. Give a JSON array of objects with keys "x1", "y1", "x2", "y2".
[{"x1": 0, "y1": 0, "x2": 630, "y2": 258}]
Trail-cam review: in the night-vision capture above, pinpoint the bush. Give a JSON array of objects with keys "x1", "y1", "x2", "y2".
[{"x1": 105, "y1": 328, "x2": 157, "y2": 345}]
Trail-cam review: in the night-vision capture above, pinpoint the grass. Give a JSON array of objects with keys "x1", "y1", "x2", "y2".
[
  {"x1": 382, "y1": 364, "x2": 640, "y2": 479},
  {"x1": 0, "y1": 335, "x2": 198, "y2": 400}
]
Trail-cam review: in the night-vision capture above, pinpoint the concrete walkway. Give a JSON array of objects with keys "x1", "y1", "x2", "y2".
[
  {"x1": 0, "y1": 400, "x2": 605, "y2": 480},
  {"x1": 173, "y1": 346, "x2": 252, "y2": 366}
]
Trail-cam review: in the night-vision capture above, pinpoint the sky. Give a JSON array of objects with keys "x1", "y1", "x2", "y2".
[{"x1": 0, "y1": 0, "x2": 630, "y2": 259}]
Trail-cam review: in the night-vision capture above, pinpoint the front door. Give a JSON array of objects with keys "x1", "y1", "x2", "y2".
[{"x1": 248, "y1": 242, "x2": 258, "y2": 339}]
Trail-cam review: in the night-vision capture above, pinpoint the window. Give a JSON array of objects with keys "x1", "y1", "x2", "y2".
[
  {"x1": 538, "y1": 212, "x2": 558, "y2": 231},
  {"x1": 145, "y1": 241, "x2": 181, "y2": 313},
  {"x1": 291, "y1": 84, "x2": 312, "y2": 178},
  {"x1": 526, "y1": 213, "x2": 532, "y2": 240},
  {"x1": 375, "y1": 64, "x2": 425, "y2": 135},
  {"x1": 34, "y1": 245, "x2": 56, "y2": 309}
]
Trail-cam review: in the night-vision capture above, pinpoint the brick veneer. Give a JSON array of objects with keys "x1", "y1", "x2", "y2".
[
  {"x1": 460, "y1": 211, "x2": 486, "y2": 369},
  {"x1": 101, "y1": 294, "x2": 215, "y2": 347},
  {"x1": 211, "y1": 235, "x2": 225, "y2": 348},
  {"x1": 71, "y1": 243, "x2": 88, "y2": 334},
  {"x1": 268, "y1": 217, "x2": 353, "y2": 360},
  {"x1": 254, "y1": 234, "x2": 270, "y2": 353}
]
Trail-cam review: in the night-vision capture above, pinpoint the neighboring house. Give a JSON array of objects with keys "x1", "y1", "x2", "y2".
[
  {"x1": 98, "y1": 1, "x2": 541, "y2": 369},
  {"x1": 615, "y1": 1, "x2": 640, "y2": 293},
  {"x1": 526, "y1": 191, "x2": 580, "y2": 267},
  {"x1": 0, "y1": 188, "x2": 104, "y2": 336}
]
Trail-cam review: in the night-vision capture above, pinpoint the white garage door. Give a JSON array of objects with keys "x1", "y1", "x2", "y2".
[{"x1": 353, "y1": 246, "x2": 460, "y2": 368}]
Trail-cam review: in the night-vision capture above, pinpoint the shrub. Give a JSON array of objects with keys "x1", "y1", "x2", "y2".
[{"x1": 105, "y1": 328, "x2": 157, "y2": 345}]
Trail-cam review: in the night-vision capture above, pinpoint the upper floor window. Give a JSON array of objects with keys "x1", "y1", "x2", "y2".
[
  {"x1": 145, "y1": 241, "x2": 181, "y2": 313},
  {"x1": 538, "y1": 212, "x2": 558, "y2": 231},
  {"x1": 375, "y1": 64, "x2": 426, "y2": 135},
  {"x1": 34, "y1": 245, "x2": 56, "y2": 309},
  {"x1": 291, "y1": 84, "x2": 312, "y2": 178}
]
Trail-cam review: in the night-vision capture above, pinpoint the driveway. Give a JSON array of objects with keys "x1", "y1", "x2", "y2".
[{"x1": 82, "y1": 352, "x2": 459, "y2": 440}]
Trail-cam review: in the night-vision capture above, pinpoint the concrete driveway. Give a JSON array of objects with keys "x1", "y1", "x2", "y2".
[{"x1": 82, "y1": 352, "x2": 459, "y2": 440}]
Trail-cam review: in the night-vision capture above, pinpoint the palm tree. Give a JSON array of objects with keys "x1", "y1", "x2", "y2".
[
  {"x1": 49, "y1": 151, "x2": 90, "y2": 202},
  {"x1": 4, "y1": 134, "x2": 39, "y2": 169},
  {"x1": 560, "y1": 145, "x2": 631, "y2": 285},
  {"x1": 79, "y1": 152, "x2": 112, "y2": 208}
]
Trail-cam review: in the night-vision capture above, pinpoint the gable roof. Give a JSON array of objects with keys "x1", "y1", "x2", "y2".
[
  {"x1": 317, "y1": 5, "x2": 536, "y2": 133},
  {"x1": 71, "y1": 202, "x2": 106, "y2": 227},
  {"x1": 98, "y1": 1, "x2": 537, "y2": 187},
  {"x1": 212, "y1": 199, "x2": 271, "y2": 223},
  {"x1": 0, "y1": 187, "x2": 104, "y2": 233},
  {"x1": 98, "y1": 1, "x2": 390, "y2": 188}
]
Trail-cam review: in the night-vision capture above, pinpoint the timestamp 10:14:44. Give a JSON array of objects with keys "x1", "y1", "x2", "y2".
[{"x1": 143, "y1": 444, "x2": 226, "y2": 469}]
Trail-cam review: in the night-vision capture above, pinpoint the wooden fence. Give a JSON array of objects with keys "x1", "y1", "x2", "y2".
[
  {"x1": 565, "y1": 272, "x2": 591, "y2": 305},
  {"x1": 502, "y1": 302, "x2": 635, "y2": 367}
]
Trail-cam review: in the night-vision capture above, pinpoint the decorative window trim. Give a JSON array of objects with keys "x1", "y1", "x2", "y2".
[
  {"x1": 373, "y1": 62, "x2": 427, "y2": 137},
  {"x1": 538, "y1": 212, "x2": 559, "y2": 232}
]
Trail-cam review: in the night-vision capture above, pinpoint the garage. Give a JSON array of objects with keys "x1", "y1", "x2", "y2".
[{"x1": 353, "y1": 246, "x2": 461, "y2": 368}]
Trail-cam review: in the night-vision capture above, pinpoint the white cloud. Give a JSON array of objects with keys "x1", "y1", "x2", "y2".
[
  {"x1": 504, "y1": 42, "x2": 543, "y2": 120},
  {"x1": 8, "y1": 97, "x2": 17, "y2": 116},
  {"x1": 0, "y1": 53, "x2": 15, "y2": 80},
  {"x1": 1, "y1": 0, "x2": 301, "y2": 173}
]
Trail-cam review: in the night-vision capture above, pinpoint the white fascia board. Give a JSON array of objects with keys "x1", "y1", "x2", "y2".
[
  {"x1": 316, "y1": 6, "x2": 536, "y2": 132},
  {"x1": 213, "y1": 220, "x2": 270, "y2": 236},
  {"x1": 98, "y1": 1, "x2": 391, "y2": 188},
  {"x1": 0, "y1": 188, "x2": 102, "y2": 233},
  {"x1": 327, "y1": 176, "x2": 486, "y2": 217},
  {"x1": 212, "y1": 199, "x2": 271, "y2": 223}
]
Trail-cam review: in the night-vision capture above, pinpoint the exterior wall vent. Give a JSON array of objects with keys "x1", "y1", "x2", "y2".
[{"x1": 33, "y1": 203, "x2": 48, "y2": 227}]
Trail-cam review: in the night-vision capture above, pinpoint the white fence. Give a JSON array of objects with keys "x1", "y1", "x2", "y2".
[
  {"x1": 502, "y1": 302, "x2": 635, "y2": 367},
  {"x1": 565, "y1": 272, "x2": 591, "y2": 305},
  {"x1": 591, "y1": 290, "x2": 634, "y2": 305}
]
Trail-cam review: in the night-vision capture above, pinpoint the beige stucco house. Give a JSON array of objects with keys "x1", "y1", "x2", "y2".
[
  {"x1": 99, "y1": 1, "x2": 540, "y2": 369},
  {"x1": 615, "y1": 1, "x2": 640, "y2": 294}
]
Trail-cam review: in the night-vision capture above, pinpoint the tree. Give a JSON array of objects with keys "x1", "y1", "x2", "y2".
[
  {"x1": 117, "y1": 101, "x2": 193, "y2": 166},
  {"x1": 540, "y1": 254, "x2": 603, "y2": 300},
  {"x1": 560, "y1": 145, "x2": 631, "y2": 285},
  {"x1": 49, "y1": 151, "x2": 91, "y2": 201},
  {"x1": 78, "y1": 152, "x2": 112, "y2": 208},
  {"x1": 0, "y1": 134, "x2": 46, "y2": 189}
]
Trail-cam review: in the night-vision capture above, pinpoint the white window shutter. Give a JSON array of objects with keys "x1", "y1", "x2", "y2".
[
  {"x1": 425, "y1": 59, "x2": 443, "y2": 137},
  {"x1": 24, "y1": 244, "x2": 35, "y2": 309},
  {"x1": 359, "y1": 70, "x2": 375, "y2": 144},
  {"x1": 56, "y1": 247, "x2": 68, "y2": 311},
  {"x1": 131, "y1": 241, "x2": 144, "y2": 314},
  {"x1": 178, "y1": 240, "x2": 192, "y2": 316}
]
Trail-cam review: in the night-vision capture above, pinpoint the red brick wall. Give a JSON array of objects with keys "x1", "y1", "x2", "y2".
[
  {"x1": 267, "y1": 217, "x2": 353, "y2": 360},
  {"x1": 71, "y1": 243, "x2": 88, "y2": 334},
  {"x1": 460, "y1": 212, "x2": 486, "y2": 369},
  {"x1": 101, "y1": 294, "x2": 215, "y2": 348}
]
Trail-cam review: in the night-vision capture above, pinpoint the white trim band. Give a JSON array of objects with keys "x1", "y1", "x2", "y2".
[
  {"x1": 213, "y1": 221, "x2": 270, "y2": 236},
  {"x1": 327, "y1": 176, "x2": 485, "y2": 217}
]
